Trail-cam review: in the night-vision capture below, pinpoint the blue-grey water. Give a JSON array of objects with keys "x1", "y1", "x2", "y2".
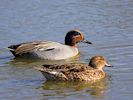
[{"x1": 0, "y1": 0, "x2": 133, "y2": 100}]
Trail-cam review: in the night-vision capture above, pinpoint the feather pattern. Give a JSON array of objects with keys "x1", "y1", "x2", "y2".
[
  {"x1": 36, "y1": 63, "x2": 105, "y2": 81},
  {"x1": 35, "y1": 56, "x2": 112, "y2": 81}
]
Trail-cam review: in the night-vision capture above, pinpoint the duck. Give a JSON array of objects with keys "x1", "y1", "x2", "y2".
[
  {"x1": 35, "y1": 56, "x2": 112, "y2": 81},
  {"x1": 8, "y1": 29, "x2": 92, "y2": 60}
]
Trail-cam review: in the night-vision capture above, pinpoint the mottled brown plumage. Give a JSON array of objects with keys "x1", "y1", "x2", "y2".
[{"x1": 35, "y1": 56, "x2": 112, "y2": 81}]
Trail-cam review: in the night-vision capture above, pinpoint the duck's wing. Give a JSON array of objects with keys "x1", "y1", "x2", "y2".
[
  {"x1": 35, "y1": 66, "x2": 68, "y2": 81},
  {"x1": 8, "y1": 41, "x2": 59, "y2": 56},
  {"x1": 35, "y1": 63, "x2": 85, "y2": 81},
  {"x1": 38, "y1": 63, "x2": 89, "y2": 80}
]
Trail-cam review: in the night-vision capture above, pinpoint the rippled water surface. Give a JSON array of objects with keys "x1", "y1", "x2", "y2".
[{"x1": 0, "y1": 0, "x2": 133, "y2": 100}]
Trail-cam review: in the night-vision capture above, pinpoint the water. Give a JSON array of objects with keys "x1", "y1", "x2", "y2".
[{"x1": 0, "y1": 0, "x2": 133, "y2": 100}]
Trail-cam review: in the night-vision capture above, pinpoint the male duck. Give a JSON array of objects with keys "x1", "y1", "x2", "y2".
[
  {"x1": 35, "y1": 56, "x2": 112, "y2": 81},
  {"x1": 8, "y1": 29, "x2": 92, "y2": 60}
]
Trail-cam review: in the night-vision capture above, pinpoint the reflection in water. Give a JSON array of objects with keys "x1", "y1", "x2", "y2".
[
  {"x1": 39, "y1": 77, "x2": 111, "y2": 99},
  {"x1": 0, "y1": 0, "x2": 132, "y2": 99}
]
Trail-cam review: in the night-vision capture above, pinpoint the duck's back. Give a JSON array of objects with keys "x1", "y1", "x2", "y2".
[{"x1": 8, "y1": 41, "x2": 79, "y2": 60}]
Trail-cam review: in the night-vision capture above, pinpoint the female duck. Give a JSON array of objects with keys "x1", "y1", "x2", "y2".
[
  {"x1": 8, "y1": 29, "x2": 92, "y2": 60},
  {"x1": 35, "y1": 56, "x2": 112, "y2": 81}
]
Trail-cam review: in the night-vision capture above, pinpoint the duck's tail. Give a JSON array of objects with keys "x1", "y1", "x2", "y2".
[
  {"x1": 35, "y1": 67, "x2": 68, "y2": 81},
  {"x1": 8, "y1": 44, "x2": 20, "y2": 56}
]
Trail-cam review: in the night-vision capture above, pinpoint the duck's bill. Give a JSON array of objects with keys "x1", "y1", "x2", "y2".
[
  {"x1": 105, "y1": 63, "x2": 113, "y2": 67},
  {"x1": 81, "y1": 39, "x2": 92, "y2": 44}
]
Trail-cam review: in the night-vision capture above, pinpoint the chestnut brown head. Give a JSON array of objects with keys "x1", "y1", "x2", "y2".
[{"x1": 65, "y1": 29, "x2": 92, "y2": 46}]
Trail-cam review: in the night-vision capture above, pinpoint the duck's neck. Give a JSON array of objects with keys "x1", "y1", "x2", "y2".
[{"x1": 65, "y1": 41, "x2": 77, "y2": 47}]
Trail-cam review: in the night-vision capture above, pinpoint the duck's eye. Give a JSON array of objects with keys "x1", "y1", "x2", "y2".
[{"x1": 72, "y1": 31, "x2": 80, "y2": 36}]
